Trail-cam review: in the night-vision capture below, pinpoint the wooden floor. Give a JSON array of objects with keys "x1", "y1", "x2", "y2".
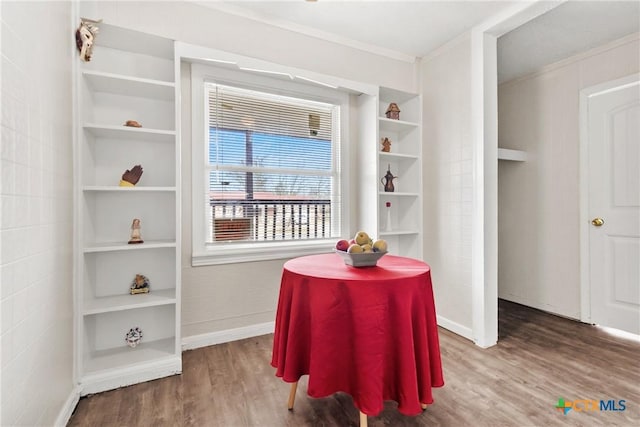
[{"x1": 69, "y1": 300, "x2": 640, "y2": 426}]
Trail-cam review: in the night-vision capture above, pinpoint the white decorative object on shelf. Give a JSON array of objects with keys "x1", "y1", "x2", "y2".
[
  {"x1": 385, "y1": 201, "x2": 392, "y2": 232},
  {"x1": 125, "y1": 327, "x2": 143, "y2": 348}
]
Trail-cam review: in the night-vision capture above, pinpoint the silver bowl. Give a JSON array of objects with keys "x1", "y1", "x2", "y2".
[{"x1": 334, "y1": 249, "x2": 387, "y2": 267}]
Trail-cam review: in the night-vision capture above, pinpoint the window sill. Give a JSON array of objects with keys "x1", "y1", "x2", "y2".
[{"x1": 192, "y1": 239, "x2": 336, "y2": 266}]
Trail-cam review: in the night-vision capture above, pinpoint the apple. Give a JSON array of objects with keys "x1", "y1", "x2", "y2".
[
  {"x1": 354, "y1": 231, "x2": 370, "y2": 246},
  {"x1": 361, "y1": 244, "x2": 373, "y2": 253},
  {"x1": 373, "y1": 239, "x2": 387, "y2": 253},
  {"x1": 349, "y1": 239, "x2": 357, "y2": 245},
  {"x1": 347, "y1": 244, "x2": 364, "y2": 253},
  {"x1": 335, "y1": 239, "x2": 350, "y2": 251}
]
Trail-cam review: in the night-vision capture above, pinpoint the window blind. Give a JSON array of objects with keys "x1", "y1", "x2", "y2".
[{"x1": 205, "y1": 83, "x2": 341, "y2": 243}]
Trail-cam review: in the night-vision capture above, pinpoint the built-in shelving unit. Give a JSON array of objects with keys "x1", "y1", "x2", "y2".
[
  {"x1": 376, "y1": 88, "x2": 422, "y2": 259},
  {"x1": 356, "y1": 87, "x2": 422, "y2": 259},
  {"x1": 74, "y1": 22, "x2": 181, "y2": 395}
]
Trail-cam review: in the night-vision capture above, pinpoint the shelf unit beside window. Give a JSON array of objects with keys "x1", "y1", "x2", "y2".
[
  {"x1": 74, "y1": 22, "x2": 181, "y2": 395},
  {"x1": 376, "y1": 87, "x2": 423, "y2": 258}
]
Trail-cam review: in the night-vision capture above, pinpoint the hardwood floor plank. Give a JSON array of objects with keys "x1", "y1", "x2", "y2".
[{"x1": 68, "y1": 300, "x2": 640, "y2": 426}]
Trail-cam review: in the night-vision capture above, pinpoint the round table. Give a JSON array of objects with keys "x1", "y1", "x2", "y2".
[{"x1": 271, "y1": 253, "x2": 444, "y2": 418}]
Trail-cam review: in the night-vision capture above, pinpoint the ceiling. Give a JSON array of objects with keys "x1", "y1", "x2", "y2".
[
  {"x1": 498, "y1": 1, "x2": 640, "y2": 82},
  {"x1": 200, "y1": 1, "x2": 640, "y2": 82}
]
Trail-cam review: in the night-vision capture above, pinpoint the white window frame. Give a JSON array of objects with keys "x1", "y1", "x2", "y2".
[{"x1": 191, "y1": 63, "x2": 350, "y2": 266}]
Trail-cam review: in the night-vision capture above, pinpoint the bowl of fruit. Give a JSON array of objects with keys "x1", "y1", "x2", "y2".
[{"x1": 334, "y1": 231, "x2": 388, "y2": 267}]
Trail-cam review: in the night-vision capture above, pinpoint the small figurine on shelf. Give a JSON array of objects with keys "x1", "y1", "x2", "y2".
[
  {"x1": 75, "y1": 18, "x2": 102, "y2": 62},
  {"x1": 381, "y1": 137, "x2": 392, "y2": 153},
  {"x1": 128, "y1": 218, "x2": 144, "y2": 244},
  {"x1": 119, "y1": 164, "x2": 143, "y2": 187},
  {"x1": 385, "y1": 103, "x2": 401, "y2": 120},
  {"x1": 130, "y1": 274, "x2": 150, "y2": 295},
  {"x1": 381, "y1": 164, "x2": 398, "y2": 193},
  {"x1": 125, "y1": 327, "x2": 143, "y2": 348},
  {"x1": 124, "y1": 120, "x2": 142, "y2": 128}
]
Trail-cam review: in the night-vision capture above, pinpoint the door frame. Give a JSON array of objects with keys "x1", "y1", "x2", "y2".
[
  {"x1": 578, "y1": 73, "x2": 640, "y2": 324},
  {"x1": 467, "y1": 1, "x2": 564, "y2": 347}
]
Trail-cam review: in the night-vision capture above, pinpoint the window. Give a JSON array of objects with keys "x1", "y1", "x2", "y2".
[{"x1": 191, "y1": 64, "x2": 349, "y2": 265}]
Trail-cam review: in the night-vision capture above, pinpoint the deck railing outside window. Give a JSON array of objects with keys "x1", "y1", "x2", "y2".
[{"x1": 210, "y1": 198, "x2": 332, "y2": 242}]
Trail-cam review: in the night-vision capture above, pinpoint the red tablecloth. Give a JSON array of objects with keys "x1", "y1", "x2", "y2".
[{"x1": 271, "y1": 253, "x2": 444, "y2": 416}]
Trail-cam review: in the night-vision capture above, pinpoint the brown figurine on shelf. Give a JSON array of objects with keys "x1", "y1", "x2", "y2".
[
  {"x1": 119, "y1": 164, "x2": 143, "y2": 187},
  {"x1": 381, "y1": 137, "x2": 392, "y2": 152},
  {"x1": 124, "y1": 120, "x2": 142, "y2": 128},
  {"x1": 385, "y1": 103, "x2": 401, "y2": 120},
  {"x1": 130, "y1": 274, "x2": 150, "y2": 294},
  {"x1": 128, "y1": 218, "x2": 144, "y2": 244}
]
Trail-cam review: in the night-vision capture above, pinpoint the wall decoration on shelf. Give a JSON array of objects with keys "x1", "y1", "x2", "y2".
[
  {"x1": 381, "y1": 137, "x2": 392, "y2": 152},
  {"x1": 128, "y1": 218, "x2": 144, "y2": 244},
  {"x1": 385, "y1": 102, "x2": 401, "y2": 120},
  {"x1": 130, "y1": 274, "x2": 150, "y2": 294},
  {"x1": 124, "y1": 120, "x2": 142, "y2": 128},
  {"x1": 125, "y1": 327, "x2": 143, "y2": 348},
  {"x1": 119, "y1": 164, "x2": 143, "y2": 187},
  {"x1": 385, "y1": 201, "x2": 392, "y2": 231},
  {"x1": 381, "y1": 164, "x2": 397, "y2": 192},
  {"x1": 75, "y1": 18, "x2": 102, "y2": 62}
]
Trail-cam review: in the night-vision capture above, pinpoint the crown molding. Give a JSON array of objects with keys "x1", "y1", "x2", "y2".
[{"x1": 192, "y1": 1, "x2": 418, "y2": 64}]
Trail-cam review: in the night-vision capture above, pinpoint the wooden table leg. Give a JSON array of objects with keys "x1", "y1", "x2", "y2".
[
  {"x1": 287, "y1": 381, "x2": 298, "y2": 410},
  {"x1": 359, "y1": 411, "x2": 367, "y2": 427}
]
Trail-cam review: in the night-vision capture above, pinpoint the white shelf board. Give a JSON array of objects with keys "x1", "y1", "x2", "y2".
[
  {"x1": 96, "y1": 23, "x2": 174, "y2": 59},
  {"x1": 83, "y1": 289, "x2": 177, "y2": 315},
  {"x1": 498, "y1": 148, "x2": 527, "y2": 162},
  {"x1": 84, "y1": 124, "x2": 175, "y2": 143},
  {"x1": 379, "y1": 117, "x2": 419, "y2": 133},
  {"x1": 379, "y1": 87, "x2": 418, "y2": 104},
  {"x1": 379, "y1": 229, "x2": 420, "y2": 236},
  {"x1": 83, "y1": 240, "x2": 176, "y2": 253},
  {"x1": 84, "y1": 337, "x2": 176, "y2": 374},
  {"x1": 83, "y1": 186, "x2": 176, "y2": 192},
  {"x1": 84, "y1": 70, "x2": 174, "y2": 100},
  {"x1": 379, "y1": 152, "x2": 419, "y2": 161},
  {"x1": 378, "y1": 192, "x2": 420, "y2": 197}
]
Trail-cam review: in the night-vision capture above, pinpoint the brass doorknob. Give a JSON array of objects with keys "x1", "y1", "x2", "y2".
[{"x1": 591, "y1": 217, "x2": 604, "y2": 227}]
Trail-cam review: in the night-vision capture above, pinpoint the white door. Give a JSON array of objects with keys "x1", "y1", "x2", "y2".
[{"x1": 588, "y1": 79, "x2": 640, "y2": 335}]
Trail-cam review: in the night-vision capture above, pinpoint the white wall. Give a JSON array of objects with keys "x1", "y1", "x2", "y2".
[
  {"x1": 420, "y1": 36, "x2": 474, "y2": 339},
  {"x1": 498, "y1": 34, "x2": 640, "y2": 318},
  {"x1": 81, "y1": 1, "x2": 418, "y2": 339},
  {"x1": 1, "y1": 1, "x2": 75, "y2": 425}
]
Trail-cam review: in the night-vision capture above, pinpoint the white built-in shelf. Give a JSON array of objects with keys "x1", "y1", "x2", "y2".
[
  {"x1": 83, "y1": 186, "x2": 176, "y2": 192},
  {"x1": 84, "y1": 337, "x2": 176, "y2": 374},
  {"x1": 83, "y1": 240, "x2": 177, "y2": 253},
  {"x1": 84, "y1": 124, "x2": 175, "y2": 142},
  {"x1": 498, "y1": 148, "x2": 527, "y2": 162},
  {"x1": 378, "y1": 191, "x2": 420, "y2": 197},
  {"x1": 83, "y1": 289, "x2": 177, "y2": 315},
  {"x1": 379, "y1": 117, "x2": 420, "y2": 132},
  {"x1": 379, "y1": 229, "x2": 420, "y2": 236},
  {"x1": 83, "y1": 70, "x2": 175, "y2": 100},
  {"x1": 379, "y1": 152, "x2": 419, "y2": 161},
  {"x1": 97, "y1": 24, "x2": 175, "y2": 59}
]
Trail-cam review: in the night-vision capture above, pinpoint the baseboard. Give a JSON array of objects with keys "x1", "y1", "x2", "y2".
[
  {"x1": 182, "y1": 321, "x2": 275, "y2": 351},
  {"x1": 80, "y1": 356, "x2": 182, "y2": 396},
  {"x1": 437, "y1": 315, "x2": 474, "y2": 341},
  {"x1": 499, "y1": 294, "x2": 580, "y2": 320},
  {"x1": 54, "y1": 385, "x2": 81, "y2": 427}
]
